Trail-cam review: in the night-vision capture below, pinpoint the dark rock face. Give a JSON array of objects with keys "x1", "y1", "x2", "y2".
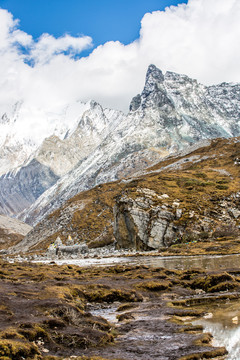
[
  {"x1": 113, "y1": 189, "x2": 240, "y2": 251},
  {"x1": 145, "y1": 64, "x2": 165, "y2": 84},
  {"x1": 114, "y1": 192, "x2": 178, "y2": 250},
  {"x1": 141, "y1": 64, "x2": 174, "y2": 110},
  {"x1": 130, "y1": 65, "x2": 173, "y2": 112},
  {"x1": 129, "y1": 94, "x2": 141, "y2": 112},
  {"x1": 0, "y1": 159, "x2": 59, "y2": 217}
]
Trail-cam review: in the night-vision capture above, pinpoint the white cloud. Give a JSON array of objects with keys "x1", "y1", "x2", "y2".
[
  {"x1": 30, "y1": 33, "x2": 92, "y2": 64},
  {"x1": 0, "y1": 0, "x2": 240, "y2": 114}
]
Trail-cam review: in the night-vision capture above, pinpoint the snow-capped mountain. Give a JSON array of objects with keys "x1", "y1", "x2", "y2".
[
  {"x1": 18, "y1": 64, "x2": 240, "y2": 225},
  {"x1": 0, "y1": 100, "x2": 125, "y2": 216},
  {"x1": 0, "y1": 100, "x2": 124, "y2": 176}
]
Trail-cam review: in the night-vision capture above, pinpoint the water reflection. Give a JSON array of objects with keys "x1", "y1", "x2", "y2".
[
  {"x1": 194, "y1": 301, "x2": 240, "y2": 360},
  {"x1": 51, "y1": 253, "x2": 240, "y2": 271},
  {"x1": 136, "y1": 254, "x2": 240, "y2": 271}
]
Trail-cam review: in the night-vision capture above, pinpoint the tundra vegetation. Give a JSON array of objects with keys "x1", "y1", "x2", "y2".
[{"x1": 0, "y1": 259, "x2": 239, "y2": 359}]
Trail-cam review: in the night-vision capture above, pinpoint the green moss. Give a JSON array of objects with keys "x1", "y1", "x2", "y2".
[
  {"x1": 18, "y1": 324, "x2": 49, "y2": 342},
  {"x1": 178, "y1": 347, "x2": 227, "y2": 359},
  {"x1": 0, "y1": 339, "x2": 39, "y2": 359},
  {"x1": 84, "y1": 288, "x2": 142, "y2": 303},
  {"x1": 116, "y1": 303, "x2": 138, "y2": 312},
  {"x1": 194, "y1": 333, "x2": 212, "y2": 346},
  {"x1": 208, "y1": 281, "x2": 238, "y2": 293},
  {"x1": 171, "y1": 309, "x2": 204, "y2": 317},
  {"x1": 195, "y1": 172, "x2": 208, "y2": 179},
  {"x1": 135, "y1": 280, "x2": 171, "y2": 291},
  {"x1": 178, "y1": 325, "x2": 203, "y2": 333},
  {"x1": 0, "y1": 329, "x2": 24, "y2": 340},
  {"x1": 189, "y1": 272, "x2": 236, "y2": 292},
  {"x1": 216, "y1": 184, "x2": 229, "y2": 190},
  {"x1": 177, "y1": 178, "x2": 213, "y2": 189},
  {"x1": 216, "y1": 179, "x2": 231, "y2": 184}
]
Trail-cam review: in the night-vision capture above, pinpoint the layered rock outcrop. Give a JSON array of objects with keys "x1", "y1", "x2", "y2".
[
  {"x1": 114, "y1": 189, "x2": 240, "y2": 251},
  {"x1": 114, "y1": 190, "x2": 180, "y2": 250}
]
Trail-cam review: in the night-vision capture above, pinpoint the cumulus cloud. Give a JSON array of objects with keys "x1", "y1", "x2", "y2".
[
  {"x1": 0, "y1": 0, "x2": 240, "y2": 114},
  {"x1": 30, "y1": 33, "x2": 92, "y2": 65}
]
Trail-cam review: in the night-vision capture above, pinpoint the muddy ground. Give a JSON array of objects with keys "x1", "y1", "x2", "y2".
[{"x1": 0, "y1": 259, "x2": 239, "y2": 360}]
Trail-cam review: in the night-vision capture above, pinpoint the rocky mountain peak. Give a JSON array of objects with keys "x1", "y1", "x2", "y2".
[
  {"x1": 142, "y1": 64, "x2": 165, "y2": 100},
  {"x1": 130, "y1": 64, "x2": 173, "y2": 112},
  {"x1": 164, "y1": 70, "x2": 194, "y2": 84},
  {"x1": 145, "y1": 64, "x2": 165, "y2": 86}
]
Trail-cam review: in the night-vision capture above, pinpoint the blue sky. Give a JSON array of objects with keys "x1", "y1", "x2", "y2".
[
  {"x1": 0, "y1": 0, "x2": 239, "y2": 113},
  {"x1": 0, "y1": 0, "x2": 187, "y2": 50}
]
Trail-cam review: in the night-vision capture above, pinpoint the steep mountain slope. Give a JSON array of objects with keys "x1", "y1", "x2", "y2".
[
  {"x1": 15, "y1": 137, "x2": 240, "y2": 254},
  {"x1": 34, "y1": 101, "x2": 124, "y2": 177},
  {"x1": 21, "y1": 65, "x2": 240, "y2": 226},
  {"x1": 0, "y1": 101, "x2": 124, "y2": 216},
  {"x1": 0, "y1": 160, "x2": 59, "y2": 217},
  {"x1": 0, "y1": 214, "x2": 32, "y2": 251},
  {"x1": 0, "y1": 100, "x2": 85, "y2": 176}
]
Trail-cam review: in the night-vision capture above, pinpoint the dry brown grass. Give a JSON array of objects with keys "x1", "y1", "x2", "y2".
[{"x1": 22, "y1": 137, "x2": 240, "y2": 253}]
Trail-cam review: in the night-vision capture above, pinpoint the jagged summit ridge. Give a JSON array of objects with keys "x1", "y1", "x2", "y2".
[
  {"x1": 131, "y1": 64, "x2": 240, "y2": 130},
  {"x1": 145, "y1": 64, "x2": 165, "y2": 87},
  {"x1": 130, "y1": 64, "x2": 166, "y2": 112}
]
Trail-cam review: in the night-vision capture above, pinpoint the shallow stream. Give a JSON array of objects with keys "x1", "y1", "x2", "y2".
[
  {"x1": 193, "y1": 300, "x2": 240, "y2": 360},
  {"x1": 40, "y1": 253, "x2": 240, "y2": 358},
  {"x1": 47, "y1": 253, "x2": 240, "y2": 271}
]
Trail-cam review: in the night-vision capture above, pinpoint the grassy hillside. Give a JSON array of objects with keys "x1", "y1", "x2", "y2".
[{"x1": 20, "y1": 137, "x2": 240, "y2": 254}]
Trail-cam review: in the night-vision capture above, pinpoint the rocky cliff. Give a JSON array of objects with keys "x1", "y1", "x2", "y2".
[
  {"x1": 113, "y1": 138, "x2": 240, "y2": 251},
  {"x1": 113, "y1": 190, "x2": 177, "y2": 250}
]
